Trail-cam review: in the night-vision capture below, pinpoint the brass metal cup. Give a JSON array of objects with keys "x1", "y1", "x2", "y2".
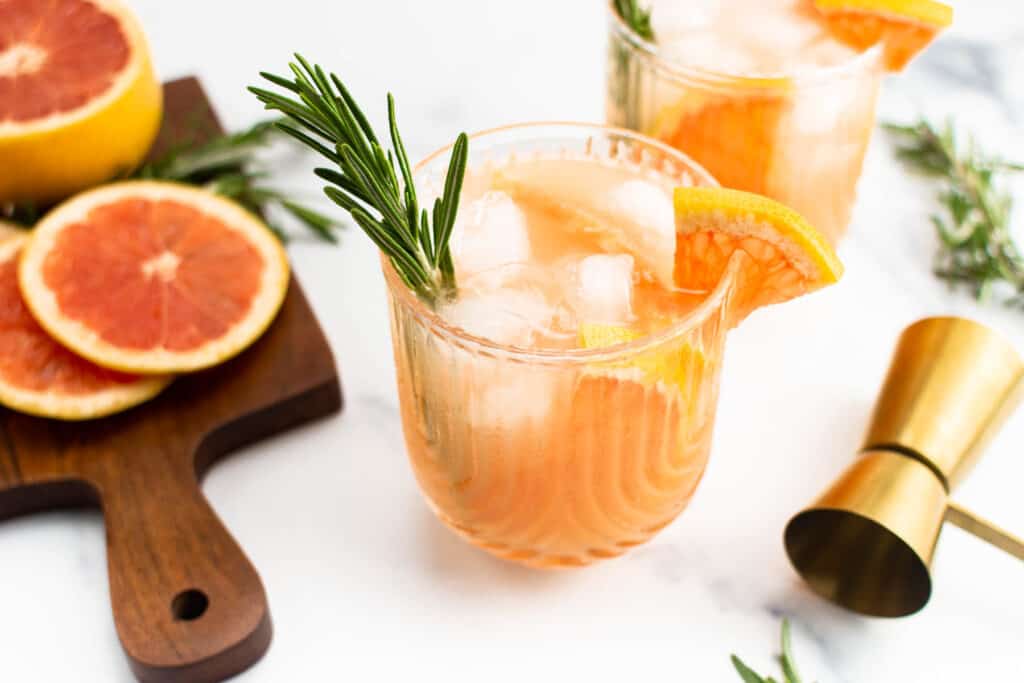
[{"x1": 785, "y1": 317, "x2": 1024, "y2": 617}]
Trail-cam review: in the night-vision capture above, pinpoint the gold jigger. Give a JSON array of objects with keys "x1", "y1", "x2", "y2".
[{"x1": 785, "y1": 317, "x2": 1024, "y2": 617}]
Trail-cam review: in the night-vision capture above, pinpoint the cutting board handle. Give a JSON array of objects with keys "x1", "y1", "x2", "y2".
[{"x1": 100, "y1": 450, "x2": 272, "y2": 683}]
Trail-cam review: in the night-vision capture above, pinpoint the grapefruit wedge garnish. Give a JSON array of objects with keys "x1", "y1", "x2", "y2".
[
  {"x1": 0, "y1": 0, "x2": 162, "y2": 203},
  {"x1": 812, "y1": 0, "x2": 953, "y2": 71},
  {"x1": 0, "y1": 235, "x2": 170, "y2": 420},
  {"x1": 673, "y1": 187, "x2": 843, "y2": 323},
  {"x1": 19, "y1": 181, "x2": 290, "y2": 374}
]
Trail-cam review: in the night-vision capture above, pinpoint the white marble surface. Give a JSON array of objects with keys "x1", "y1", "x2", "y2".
[{"x1": 2, "y1": 1, "x2": 1023, "y2": 680}]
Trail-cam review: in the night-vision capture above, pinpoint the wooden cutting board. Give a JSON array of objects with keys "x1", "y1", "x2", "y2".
[{"x1": 0, "y1": 77, "x2": 343, "y2": 683}]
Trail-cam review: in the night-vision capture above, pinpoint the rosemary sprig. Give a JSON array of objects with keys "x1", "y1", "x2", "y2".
[
  {"x1": 249, "y1": 55, "x2": 468, "y2": 305},
  {"x1": 886, "y1": 118, "x2": 1024, "y2": 306},
  {"x1": 137, "y1": 118, "x2": 343, "y2": 243},
  {"x1": 731, "y1": 620, "x2": 808, "y2": 683},
  {"x1": 1, "y1": 119, "x2": 343, "y2": 244},
  {"x1": 615, "y1": 0, "x2": 655, "y2": 41}
]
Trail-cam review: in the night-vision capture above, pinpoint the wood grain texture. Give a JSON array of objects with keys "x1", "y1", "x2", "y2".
[{"x1": 0, "y1": 77, "x2": 343, "y2": 683}]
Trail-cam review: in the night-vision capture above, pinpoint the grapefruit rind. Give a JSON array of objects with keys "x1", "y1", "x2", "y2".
[
  {"x1": 812, "y1": 0, "x2": 952, "y2": 71},
  {"x1": 18, "y1": 181, "x2": 290, "y2": 374},
  {"x1": 0, "y1": 0, "x2": 163, "y2": 203},
  {"x1": 814, "y1": 0, "x2": 952, "y2": 27},
  {"x1": 673, "y1": 187, "x2": 842, "y2": 320},
  {"x1": 0, "y1": 236, "x2": 171, "y2": 420}
]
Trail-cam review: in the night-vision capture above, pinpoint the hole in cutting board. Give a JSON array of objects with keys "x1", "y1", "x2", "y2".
[{"x1": 171, "y1": 589, "x2": 209, "y2": 621}]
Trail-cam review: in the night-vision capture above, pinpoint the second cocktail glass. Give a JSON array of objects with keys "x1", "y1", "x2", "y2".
[{"x1": 607, "y1": 0, "x2": 885, "y2": 244}]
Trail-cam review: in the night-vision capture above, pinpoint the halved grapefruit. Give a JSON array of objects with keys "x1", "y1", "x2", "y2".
[
  {"x1": 812, "y1": 0, "x2": 953, "y2": 71},
  {"x1": 0, "y1": 235, "x2": 170, "y2": 420},
  {"x1": 0, "y1": 0, "x2": 162, "y2": 203},
  {"x1": 19, "y1": 181, "x2": 290, "y2": 374},
  {"x1": 673, "y1": 186, "x2": 843, "y2": 323}
]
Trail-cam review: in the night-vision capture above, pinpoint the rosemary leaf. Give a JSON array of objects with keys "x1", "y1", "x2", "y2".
[
  {"x1": 779, "y1": 620, "x2": 803, "y2": 683},
  {"x1": 731, "y1": 620, "x2": 809, "y2": 683},
  {"x1": 279, "y1": 200, "x2": 339, "y2": 244},
  {"x1": 250, "y1": 54, "x2": 468, "y2": 305},
  {"x1": 886, "y1": 118, "x2": 1024, "y2": 308},
  {"x1": 614, "y1": 0, "x2": 655, "y2": 41},
  {"x1": 732, "y1": 656, "x2": 769, "y2": 683}
]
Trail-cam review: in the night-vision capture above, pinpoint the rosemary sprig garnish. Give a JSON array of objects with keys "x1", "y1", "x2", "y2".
[
  {"x1": 1, "y1": 119, "x2": 343, "y2": 244},
  {"x1": 615, "y1": 0, "x2": 655, "y2": 41},
  {"x1": 249, "y1": 55, "x2": 468, "y2": 305},
  {"x1": 731, "y1": 620, "x2": 808, "y2": 683},
  {"x1": 886, "y1": 118, "x2": 1024, "y2": 306}
]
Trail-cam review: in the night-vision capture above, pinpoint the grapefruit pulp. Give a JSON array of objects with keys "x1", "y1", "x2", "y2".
[
  {"x1": 19, "y1": 181, "x2": 290, "y2": 374},
  {"x1": 650, "y1": 79, "x2": 791, "y2": 198},
  {"x1": 0, "y1": 0, "x2": 162, "y2": 203},
  {"x1": 0, "y1": 235, "x2": 169, "y2": 420}
]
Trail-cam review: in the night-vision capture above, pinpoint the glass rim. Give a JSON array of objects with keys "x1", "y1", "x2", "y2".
[
  {"x1": 607, "y1": 0, "x2": 885, "y2": 88},
  {"x1": 381, "y1": 121, "x2": 736, "y2": 365}
]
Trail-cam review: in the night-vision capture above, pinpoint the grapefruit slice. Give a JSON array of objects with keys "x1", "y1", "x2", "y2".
[
  {"x1": 19, "y1": 181, "x2": 290, "y2": 374},
  {"x1": 492, "y1": 159, "x2": 685, "y2": 288},
  {"x1": 0, "y1": 235, "x2": 169, "y2": 419},
  {"x1": 0, "y1": 0, "x2": 162, "y2": 203},
  {"x1": 812, "y1": 0, "x2": 953, "y2": 71},
  {"x1": 649, "y1": 79, "x2": 791, "y2": 197},
  {"x1": 579, "y1": 322, "x2": 708, "y2": 398},
  {"x1": 673, "y1": 187, "x2": 843, "y2": 323}
]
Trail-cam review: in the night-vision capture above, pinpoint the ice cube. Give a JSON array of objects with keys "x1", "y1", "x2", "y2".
[
  {"x1": 797, "y1": 35, "x2": 861, "y2": 70},
  {"x1": 649, "y1": 0, "x2": 716, "y2": 39},
  {"x1": 571, "y1": 254, "x2": 635, "y2": 325},
  {"x1": 786, "y1": 58, "x2": 872, "y2": 134},
  {"x1": 449, "y1": 191, "x2": 531, "y2": 290},
  {"x1": 741, "y1": 10, "x2": 823, "y2": 61},
  {"x1": 660, "y1": 33, "x2": 761, "y2": 74},
  {"x1": 601, "y1": 179, "x2": 676, "y2": 286},
  {"x1": 439, "y1": 288, "x2": 554, "y2": 348}
]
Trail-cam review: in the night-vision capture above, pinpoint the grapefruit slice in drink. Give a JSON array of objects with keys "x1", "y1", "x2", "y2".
[
  {"x1": 0, "y1": 0, "x2": 162, "y2": 203},
  {"x1": 0, "y1": 235, "x2": 170, "y2": 420},
  {"x1": 19, "y1": 181, "x2": 290, "y2": 374},
  {"x1": 811, "y1": 0, "x2": 953, "y2": 71},
  {"x1": 649, "y1": 79, "x2": 791, "y2": 197}
]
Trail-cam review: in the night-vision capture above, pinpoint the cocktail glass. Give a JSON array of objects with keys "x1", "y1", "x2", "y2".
[
  {"x1": 384, "y1": 123, "x2": 738, "y2": 568},
  {"x1": 606, "y1": 0, "x2": 885, "y2": 244}
]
